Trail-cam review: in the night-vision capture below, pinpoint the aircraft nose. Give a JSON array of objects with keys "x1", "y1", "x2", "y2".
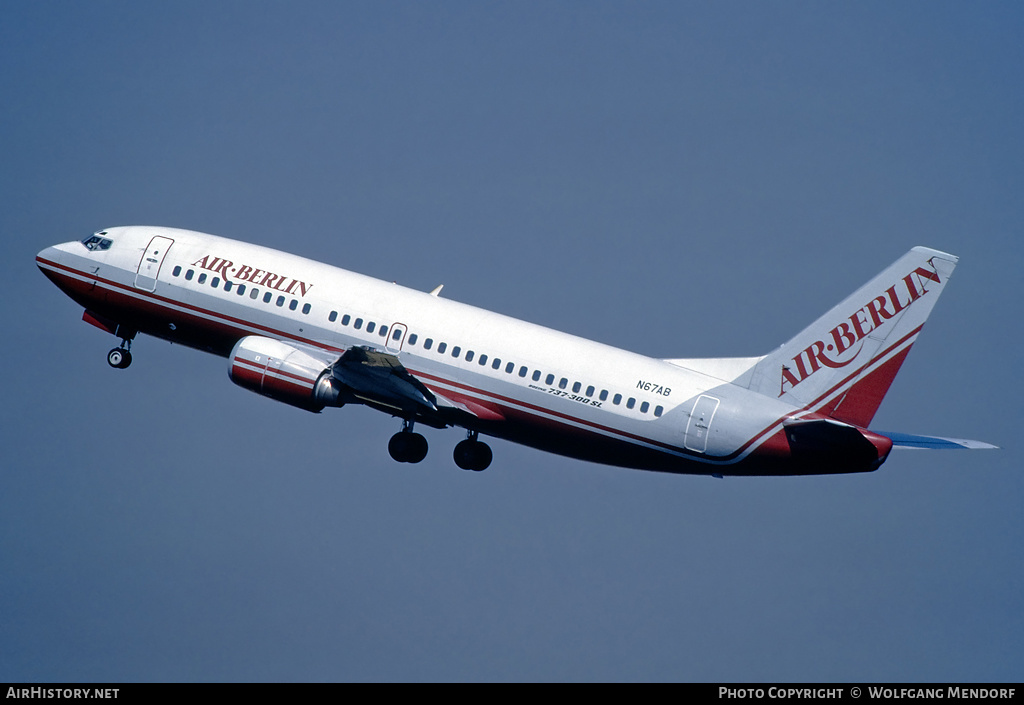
[
  {"x1": 36, "y1": 243, "x2": 73, "y2": 288},
  {"x1": 36, "y1": 244, "x2": 64, "y2": 268}
]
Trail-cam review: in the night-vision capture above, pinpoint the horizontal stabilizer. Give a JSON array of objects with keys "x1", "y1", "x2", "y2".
[
  {"x1": 877, "y1": 431, "x2": 999, "y2": 450},
  {"x1": 663, "y1": 356, "x2": 763, "y2": 384}
]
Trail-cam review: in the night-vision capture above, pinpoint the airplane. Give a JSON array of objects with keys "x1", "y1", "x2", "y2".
[{"x1": 36, "y1": 226, "x2": 995, "y2": 476}]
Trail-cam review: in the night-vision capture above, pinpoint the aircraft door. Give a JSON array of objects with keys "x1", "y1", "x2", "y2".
[
  {"x1": 684, "y1": 395, "x2": 720, "y2": 453},
  {"x1": 135, "y1": 236, "x2": 175, "y2": 292},
  {"x1": 386, "y1": 322, "x2": 408, "y2": 354}
]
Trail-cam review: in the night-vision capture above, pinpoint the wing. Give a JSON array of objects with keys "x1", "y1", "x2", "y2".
[
  {"x1": 229, "y1": 336, "x2": 480, "y2": 428},
  {"x1": 330, "y1": 345, "x2": 438, "y2": 414},
  {"x1": 329, "y1": 345, "x2": 501, "y2": 428}
]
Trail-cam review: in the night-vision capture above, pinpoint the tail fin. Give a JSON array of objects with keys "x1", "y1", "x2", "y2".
[{"x1": 747, "y1": 246, "x2": 959, "y2": 427}]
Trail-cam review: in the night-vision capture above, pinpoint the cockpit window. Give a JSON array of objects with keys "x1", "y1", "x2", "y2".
[{"x1": 81, "y1": 235, "x2": 112, "y2": 251}]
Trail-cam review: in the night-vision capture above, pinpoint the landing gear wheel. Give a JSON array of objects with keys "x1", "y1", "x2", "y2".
[
  {"x1": 107, "y1": 348, "x2": 132, "y2": 369},
  {"x1": 454, "y1": 439, "x2": 492, "y2": 472},
  {"x1": 388, "y1": 431, "x2": 428, "y2": 463}
]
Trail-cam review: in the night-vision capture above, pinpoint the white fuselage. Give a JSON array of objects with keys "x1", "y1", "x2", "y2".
[{"x1": 36, "y1": 226, "x2": 868, "y2": 475}]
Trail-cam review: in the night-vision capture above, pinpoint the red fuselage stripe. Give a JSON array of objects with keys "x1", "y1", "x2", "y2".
[{"x1": 38, "y1": 255, "x2": 910, "y2": 467}]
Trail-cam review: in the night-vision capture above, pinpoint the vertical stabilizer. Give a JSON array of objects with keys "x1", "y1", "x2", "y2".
[{"x1": 747, "y1": 247, "x2": 958, "y2": 427}]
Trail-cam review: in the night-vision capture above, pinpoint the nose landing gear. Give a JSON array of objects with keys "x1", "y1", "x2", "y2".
[
  {"x1": 105, "y1": 327, "x2": 136, "y2": 369},
  {"x1": 107, "y1": 340, "x2": 133, "y2": 369}
]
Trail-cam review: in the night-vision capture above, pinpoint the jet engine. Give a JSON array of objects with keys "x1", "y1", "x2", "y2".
[{"x1": 228, "y1": 336, "x2": 345, "y2": 412}]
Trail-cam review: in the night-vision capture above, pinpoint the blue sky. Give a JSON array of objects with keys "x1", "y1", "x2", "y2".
[{"x1": 2, "y1": 1, "x2": 1021, "y2": 681}]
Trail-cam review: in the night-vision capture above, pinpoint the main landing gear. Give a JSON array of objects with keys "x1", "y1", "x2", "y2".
[
  {"x1": 388, "y1": 420, "x2": 429, "y2": 464},
  {"x1": 387, "y1": 423, "x2": 493, "y2": 471},
  {"x1": 107, "y1": 340, "x2": 133, "y2": 369},
  {"x1": 454, "y1": 431, "x2": 492, "y2": 472}
]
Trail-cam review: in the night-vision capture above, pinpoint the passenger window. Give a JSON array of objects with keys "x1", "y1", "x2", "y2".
[
  {"x1": 379, "y1": 325, "x2": 388, "y2": 337},
  {"x1": 505, "y1": 362, "x2": 514, "y2": 374},
  {"x1": 250, "y1": 288, "x2": 259, "y2": 300},
  {"x1": 236, "y1": 284, "x2": 245, "y2": 296},
  {"x1": 654, "y1": 405, "x2": 663, "y2": 417},
  {"x1": 172, "y1": 266, "x2": 181, "y2": 277},
  {"x1": 572, "y1": 382, "x2": 581, "y2": 393},
  {"x1": 613, "y1": 394, "x2": 622, "y2": 405},
  {"x1": 479, "y1": 354, "x2": 488, "y2": 366},
  {"x1": 423, "y1": 338, "x2": 432, "y2": 350},
  {"x1": 627, "y1": 397, "x2": 636, "y2": 409},
  {"x1": 438, "y1": 342, "x2": 447, "y2": 354},
  {"x1": 518, "y1": 366, "x2": 528, "y2": 378},
  {"x1": 263, "y1": 292, "x2": 272, "y2": 303},
  {"x1": 224, "y1": 281, "x2": 232, "y2": 292},
  {"x1": 465, "y1": 351, "x2": 474, "y2": 362},
  {"x1": 408, "y1": 333, "x2": 418, "y2": 345},
  {"x1": 288, "y1": 299, "x2": 297, "y2": 310},
  {"x1": 366, "y1": 321, "x2": 375, "y2": 333},
  {"x1": 198, "y1": 273, "x2": 207, "y2": 284},
  {"x1": 532, "y1": 370, "x2": 541, "y2": 382},
  {"x1": 185, "y1": 269, "x2": 194, "y2": 281},
  {"x1": 586, "y1": 385, "x2": 595, "y2": 397},
  {"x1": 640, "y1": 401, "x2": 649, "y2": 413},
  {"x1": 452, "y1": 346, "x2": 461, "y2": 358},
  {"x1": 558, "y1": 378, "x2": 567, "y2": 389},
  {"x1": 329, "y1": 311, "x2": 338, "y2": 322},
  {"x1": 342, "y1": 314, "x2": 351, "y2": 326},
  {"x1": 354, "y1": 318, "x2": 363, "y2": 329},
  {"x1": 492, "y1": 358, "x2": 501, "y2": 370},
  {"x1": 392, "y1": 329, "x2": 401, "y2": 340},
  {"x1": 546, "y1": 374, "x2": 555, "y2": 385},
  {"x1": 211, "y1": 277, "x2": 220, "y2": 288},
  {"x1": 302, "y1": 303, "x2": 311, "y2": 315},
  {"x1": 599, "y1": 390, "x2": 608, "y2": 401},
  {"x1": 276, "y1": 296, "x2": 285, "y2": 307}
]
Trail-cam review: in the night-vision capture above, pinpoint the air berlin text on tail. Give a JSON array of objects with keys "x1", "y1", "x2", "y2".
[{"x1": 779, "y1": 265, "x2": 941, "y2": 396}]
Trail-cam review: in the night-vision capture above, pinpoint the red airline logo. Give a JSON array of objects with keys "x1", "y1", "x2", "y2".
[
  {"x1": 779, "y1": 265, "x2": 941, "y2": 396},
  {"x1": 192, "y1": 255, "x2": 313, "y2": 297}
]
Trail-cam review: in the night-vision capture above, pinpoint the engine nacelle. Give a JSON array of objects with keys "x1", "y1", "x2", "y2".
[{"x1": 228, "y1": 336, "x2": 345, "y2": 412}]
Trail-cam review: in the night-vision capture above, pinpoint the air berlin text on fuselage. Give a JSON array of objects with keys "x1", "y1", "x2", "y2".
[
  {"x1": 779, "y1": 265, "x2": 941, "y2": 396},
  {"x1": 192, "y1": 255, "x2": 313, "y2": 297}
]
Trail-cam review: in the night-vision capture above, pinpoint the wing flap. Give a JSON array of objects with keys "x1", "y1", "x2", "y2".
[{"x1": 433, "y1": 390, "x2": 506, "y2": 422}]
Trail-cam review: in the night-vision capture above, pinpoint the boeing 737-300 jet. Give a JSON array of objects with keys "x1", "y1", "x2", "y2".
[{"x1": 36, "y1": 227, "x2": 995, "y2": 475}]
